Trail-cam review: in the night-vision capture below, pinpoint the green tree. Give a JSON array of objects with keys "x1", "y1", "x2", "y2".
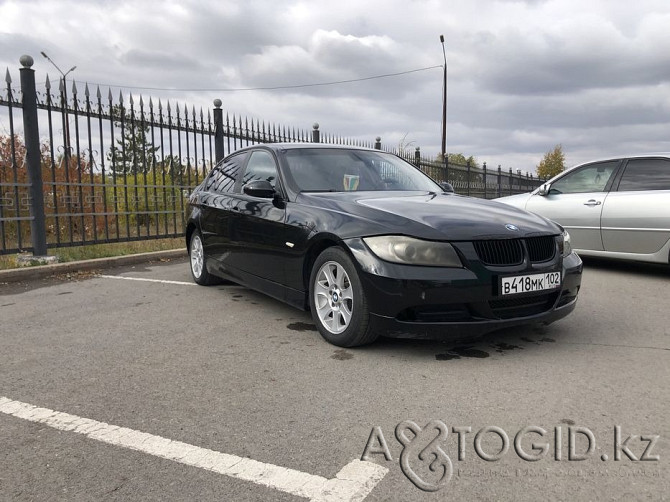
[
  {"x1": 435, "y1": 152, "x2": 479, "y2": 169},
  {"x1": 107, "y1": 105, "x2": 159, "y2": 175},
  {"x1": 448, "y1": 153, "x2": 481, "y2": 185},
  {"x1": 536, "y1": 144, "x2": 565, "y2": 179},
  {"x1": 447, "y1": 153, "x2": 479, "y2": 169},
  {"x1": 431, "y1": 152, "x2": 482, "y2": 186},
  {"x1": 158, "y1": 155, "x2": 187, "y2": 180}
]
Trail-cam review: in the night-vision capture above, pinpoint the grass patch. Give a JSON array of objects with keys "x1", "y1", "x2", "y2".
[
  {"x1": 0, "y1": 237, "x2": 184, "y2": 270},
  {"x1": 0, "y1": 255, "x2": 19, "y2": 270}
]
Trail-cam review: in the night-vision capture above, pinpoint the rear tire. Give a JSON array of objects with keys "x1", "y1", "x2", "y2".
[
  {"x1": 189, "y1": 230, "x2": 220, "y2": 286},
  {"x1": 309, "y1": 247, "x2": 378, "y2": 347}
]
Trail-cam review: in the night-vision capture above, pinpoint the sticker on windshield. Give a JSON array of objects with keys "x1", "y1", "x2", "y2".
[{"x1": 344, "y1": 174, "x2": 360, "y2": 191}]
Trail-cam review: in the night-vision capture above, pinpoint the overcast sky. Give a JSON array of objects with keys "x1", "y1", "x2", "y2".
[{"x1": 2, "y1": 0, "x2": 670, "y2": 173}]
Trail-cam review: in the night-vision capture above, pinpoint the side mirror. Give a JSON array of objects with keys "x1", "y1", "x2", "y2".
[
  {"x1": 440, "y1": 181, "x2": 455, "y2": 193},
  {"x1": 243, "y1": 180, "x2": 275, "y2": 198},
  {"x1": 537, "y1": 183, "x2": 550, "y2": 196}
]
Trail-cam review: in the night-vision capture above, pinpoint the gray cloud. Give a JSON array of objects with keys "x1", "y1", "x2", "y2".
[
  {"x1": 466, "y1": 20, "x2": 670, "y2": 96},
  {"x1": 1, "y1": 0, "x2": 670, "y2": 174}
]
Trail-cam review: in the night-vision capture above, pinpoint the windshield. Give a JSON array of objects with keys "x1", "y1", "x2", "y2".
[{"x1": 281, "y1": 148, "x2": 442, "y2": 192}]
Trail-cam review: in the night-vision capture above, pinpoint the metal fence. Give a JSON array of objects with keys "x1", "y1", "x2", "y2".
[
  {"x1": 415, "y1": 154, "x2": 543, "y2": 199},
  {"x1": 0, "y1": 55, "x2": 544, "y2": 256}
]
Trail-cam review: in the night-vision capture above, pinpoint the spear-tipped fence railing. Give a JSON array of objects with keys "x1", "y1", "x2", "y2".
[{"x1": 0, "y1": 56, "x2": 544, "y2": 256}]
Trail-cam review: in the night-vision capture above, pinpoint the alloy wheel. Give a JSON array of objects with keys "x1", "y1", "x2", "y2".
[
  {"x1": 190, "y1": 234, "x2": 204, "y2": 279},
  {"x1": 313, "y1": 260, "x2": 354, "y2": 334}
]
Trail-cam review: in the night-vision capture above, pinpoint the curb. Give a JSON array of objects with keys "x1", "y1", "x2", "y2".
[{"x1": 0, "y1": 249, "x2": 187, "y2": 284}]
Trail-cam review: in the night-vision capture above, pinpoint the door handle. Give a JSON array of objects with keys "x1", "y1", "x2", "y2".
[{"x1": 583, "y1": 199, "x2": 602, "y2": 206}]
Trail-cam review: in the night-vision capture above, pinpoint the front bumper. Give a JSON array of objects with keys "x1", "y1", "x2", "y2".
[{"x1": 345, "y1": 237, "x2": 582, "y2": 341}]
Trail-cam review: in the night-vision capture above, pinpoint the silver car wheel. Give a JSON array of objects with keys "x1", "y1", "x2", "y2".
[
  {"x1": 313, "y1": 260, "x2": 354, "y2": 334},
  {"x1": 190, "y1": 234, "x2": 204, "y2": 279}
]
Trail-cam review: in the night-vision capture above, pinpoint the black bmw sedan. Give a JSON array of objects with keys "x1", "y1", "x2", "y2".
[{"x1": 186, "y1": 143, "x2": 582, "y2": 347}]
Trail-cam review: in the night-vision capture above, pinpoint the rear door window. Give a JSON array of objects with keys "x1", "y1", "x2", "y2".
[
  {"x1": 206, "y1": 152, "x2": 247, "y2": 194},
  {"x1": 616, "y1": 158, "x2": 670, "y2": 191}
]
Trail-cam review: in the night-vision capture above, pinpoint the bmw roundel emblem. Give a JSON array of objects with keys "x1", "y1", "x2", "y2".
[{"x1": 505, "y1": 223, "x2": 519, "y2": 231}]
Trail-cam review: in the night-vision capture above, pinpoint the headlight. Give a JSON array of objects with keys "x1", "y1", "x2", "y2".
[
  {"x1": 363, "y1": 235, "x2": 463, "y2": 267},
  {"x1": 560, "y1": 229, "x2": 572, "y2": 257}
]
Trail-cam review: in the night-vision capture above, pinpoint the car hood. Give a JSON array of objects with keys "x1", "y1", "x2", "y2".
[
  {"x1": 298, "y1": 191, "x2": 558, "y2": 241},
  {"x1": 495, "y1": 192, "x2": 533, "y2": 210}
]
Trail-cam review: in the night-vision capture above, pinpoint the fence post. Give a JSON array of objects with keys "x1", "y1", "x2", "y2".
[
  {"x1": 213, "y1": 98, "x2": 224, "y2": 163},
  {"x1": 445, "y1": 156, "x2": 449, "y2": 185},
  {"x1": 414, "y1": 147, "x2": 420, "y2": 167},
  {"x1": 312, "y1": 123, "x2": 320, "y2": 143},
  {"x1": 466, "y1": 159, "x2": 471, "y2": 196},
  {"x1": 19, "y1": 55, "x2": 47, "y2": 256},
  {"x1": 374, "y1": 136, "x2": 381, "y2": 150},
  {"x1": 483, "y1": 161, "x2": 487, "y2": 199},
  {"x1": 497, "y1": 165, "x2": 502, "y2": 198},
  {"x1": 508, "y1": 168, "x2": 513, "y2": 196}
]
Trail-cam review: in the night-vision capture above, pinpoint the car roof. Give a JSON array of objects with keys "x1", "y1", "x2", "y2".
[
  {"x1": 236, "y1": 142, "x2": 382, "y2": 153},
  {"x1": 549, "y1": 152, "x2": 670, "y2": 180},
  {"x1": 572, "y1": 152, "x2": 670, "y2": 168}
]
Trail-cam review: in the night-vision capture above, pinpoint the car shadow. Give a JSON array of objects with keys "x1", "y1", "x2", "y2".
[
  {"x1": 580, "y1": 256, "x2": 670, "y2": 277},
  {"x1": 216, "y1": 281, "x2": 572, "y2": 360},
  {"x1": 355, "y1": 322, "x2": 560, "y2": 361}
]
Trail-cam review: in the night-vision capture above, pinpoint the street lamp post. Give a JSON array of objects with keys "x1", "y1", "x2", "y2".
[
  {"x1": 40, "y1": 51, "x2": 76, "y2": 152},
  {"x1": 439, "y1": 35, "x2": 447, "y2": 165}
]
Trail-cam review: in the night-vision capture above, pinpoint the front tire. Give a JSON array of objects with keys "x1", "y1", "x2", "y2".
[
  {"x1": 189, "y1": 230, "x2": 220, "y2": 286},
  {"x1": 309, "y1": 247, "x2": 378, "y2": 347}
]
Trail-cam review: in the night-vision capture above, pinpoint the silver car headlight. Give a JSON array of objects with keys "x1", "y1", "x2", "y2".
[
  {"x1": 363, "y1": 235, "x2": 463, "y2": 267},
  {"x1": 560, "y1": 229, "x2": 572, "y2": 257}
]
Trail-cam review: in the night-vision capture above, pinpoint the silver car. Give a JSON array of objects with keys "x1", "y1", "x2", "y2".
[{"x1": 497, "y1": 154, "x2": 670, "y2": 264}]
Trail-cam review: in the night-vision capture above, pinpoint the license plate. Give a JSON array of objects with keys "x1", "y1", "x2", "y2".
[{"x1": 501, "y1": 272, "x2": 561, "y2": 296}]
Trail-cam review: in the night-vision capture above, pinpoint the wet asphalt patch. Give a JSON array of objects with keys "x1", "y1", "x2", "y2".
[
  {"x1": 435, "y1": 335, "x2": 559, "y2": 360},
  {"x1": 286, "y1": 322, "x2": 318, "y2": 332},
  {"x1": 331, "y1": 349, "x2": 354, "y2": 360}
]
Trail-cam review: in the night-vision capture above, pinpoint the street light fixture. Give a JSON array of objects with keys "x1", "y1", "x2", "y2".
[
  {"x1": 439, "y1": 35, "x2": 447, "y2": 164},
  {"x1": 40, "y1": 51, "x2": 76, "y2": 80},
  {"x1": 40, "y1": 51, "x2": 76, "y2": 152}
]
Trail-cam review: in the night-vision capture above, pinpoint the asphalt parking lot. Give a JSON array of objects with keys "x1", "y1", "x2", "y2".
[{"x1": 0, "y1": 256, "x2": 668, "y2": 501}]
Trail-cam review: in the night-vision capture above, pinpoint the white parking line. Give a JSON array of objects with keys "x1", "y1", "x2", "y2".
[
  {"x1": 100, "y1": 275, "x2": 196, "y2": 286},
  {"x1": 0, "y1": 397, "x2": 387, "y2": 501}
]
